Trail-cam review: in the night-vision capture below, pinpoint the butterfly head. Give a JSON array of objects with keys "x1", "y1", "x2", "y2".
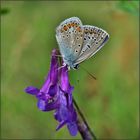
[
  {"x1": 67, "y1": 64, "x2": 79, "y2": 70},
  {"x1": 73, "y1": 64, "x2": 79, "y2": 70}
]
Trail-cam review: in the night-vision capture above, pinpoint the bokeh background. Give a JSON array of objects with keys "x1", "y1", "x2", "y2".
[{"x1": 1, "y1": 1, "x2": 139, "y2": 139}]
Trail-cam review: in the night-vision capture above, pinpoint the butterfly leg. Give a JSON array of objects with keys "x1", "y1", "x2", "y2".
[{"x1": 57, "y1": 62, "x2": 67, "y2": 71}]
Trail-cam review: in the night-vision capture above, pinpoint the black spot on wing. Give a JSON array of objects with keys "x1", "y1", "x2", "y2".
[
  {"x1": 102, "y1": 35, "x2": 109, "y2": 45},
  {"x1": 87, "y1": 45, "x2": 90, "y2": 48},
  {"x1": 97, "y1": 35, "x2": 109, "y2": 49}
]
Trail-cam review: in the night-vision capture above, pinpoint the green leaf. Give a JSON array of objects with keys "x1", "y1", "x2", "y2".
[
  {"x1": 117, "y1": 1, "x2": 139, "y2": 16},
  {"x1": 1, "y1": 8, "x2": 10, "y2": 15}
]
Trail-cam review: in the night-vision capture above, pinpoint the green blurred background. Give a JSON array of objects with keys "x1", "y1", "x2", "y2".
[{"x1": 1, "y1": 1, "x2": 139, "y2": 139}]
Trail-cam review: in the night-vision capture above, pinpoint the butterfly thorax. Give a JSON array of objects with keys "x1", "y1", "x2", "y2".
[{"x1": 63, "y1": 57, "x2": 78, "y2": 70}]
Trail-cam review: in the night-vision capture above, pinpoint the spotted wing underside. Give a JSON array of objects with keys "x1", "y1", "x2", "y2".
[
  {"x1": 74, "y1": 25, "x2": 109, "y2": 65},
  {"x1": 56, "y1": 17, "x2": 84, "y2": 62}
]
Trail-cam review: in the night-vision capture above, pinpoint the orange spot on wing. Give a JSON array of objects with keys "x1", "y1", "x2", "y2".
[
  {"x1": 71, "y1": 23, "x2": 75, "y2": 27},
  {"x1": 63, "y1": 26, "x2": 68, "y2": 31},
  {"x1": 76, "y1": 26, "x2": 82, "y2": 32},
  {"x1": 67, "y1": 24, "x2": 71, "y2": 28}
]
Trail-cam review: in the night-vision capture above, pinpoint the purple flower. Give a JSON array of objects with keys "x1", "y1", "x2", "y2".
[
  {"x1": 54, "y1": 66, "x2": 77, "y2": 136},
  {"x1": 25, "y1": 49, "x2": 78, "y2": 136},
  {"x1": 25, "y1": 49, "x2": 59, "y2": 111}
]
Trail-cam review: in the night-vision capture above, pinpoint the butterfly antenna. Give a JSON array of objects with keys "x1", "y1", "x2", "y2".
[{"x1": 80, "y1": 65, "x2": 97, "y2": 80}]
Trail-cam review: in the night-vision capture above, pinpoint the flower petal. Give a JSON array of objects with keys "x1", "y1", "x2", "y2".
[
  {"x1": 25, "y1": 86, "x2": 39, "y2": 95},
  {"x1": 37, "y1": 96, "x2": 60, "y2": 111},
  {"x1": 60, "y1": 66, "x2": 74, "y2": 94},
  {"x1": 48, "y1": 84, "x2": 58, "y2": 97},
  {"x1": 54, "y1": 110, "x2": 62, "y2": 122},
  {"x1": 59, "y1": 104, "x2": 69, "y2": 121},
  {"x1": 56, "y1": 120, "x2": 67, "y2": 131},
  {"x1": 39, "y1": 49, "x2": 59, "y2": 95},
  {"x1": 67, "y1": 122, "x2": 78, "y2": 136},
  {"x1": 37, "y1": 99, "x2": 47, "y2": 111},
  {"x1": 60, "y1": 66, "x2": 74, "y2": 107}
]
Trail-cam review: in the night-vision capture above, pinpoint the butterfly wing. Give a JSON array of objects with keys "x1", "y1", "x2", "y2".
[
  {"x1": 56, "y1": 17, "x2": 84, "y2": 66},
  {"x1": 74, "y1": 25, "x2": 109, "y2": 65}
]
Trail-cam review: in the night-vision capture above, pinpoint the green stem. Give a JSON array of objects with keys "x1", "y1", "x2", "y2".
[{"x1": 73, "y1": 97, "x2": 97, "y2": 140}]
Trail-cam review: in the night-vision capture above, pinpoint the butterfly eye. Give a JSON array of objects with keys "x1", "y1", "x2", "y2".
[{"x1": 73, "y1": 64, "x2": 79, "y2": 69}]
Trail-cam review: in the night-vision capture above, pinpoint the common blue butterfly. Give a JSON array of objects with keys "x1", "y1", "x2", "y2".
[{"x1": 56, "y1": 17, "x2": 109, "y2": 70}]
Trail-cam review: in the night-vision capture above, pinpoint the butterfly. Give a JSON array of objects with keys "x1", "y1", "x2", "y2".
[{"x1": 56, "y1": 17, "x2": 109, "y2": 70}]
